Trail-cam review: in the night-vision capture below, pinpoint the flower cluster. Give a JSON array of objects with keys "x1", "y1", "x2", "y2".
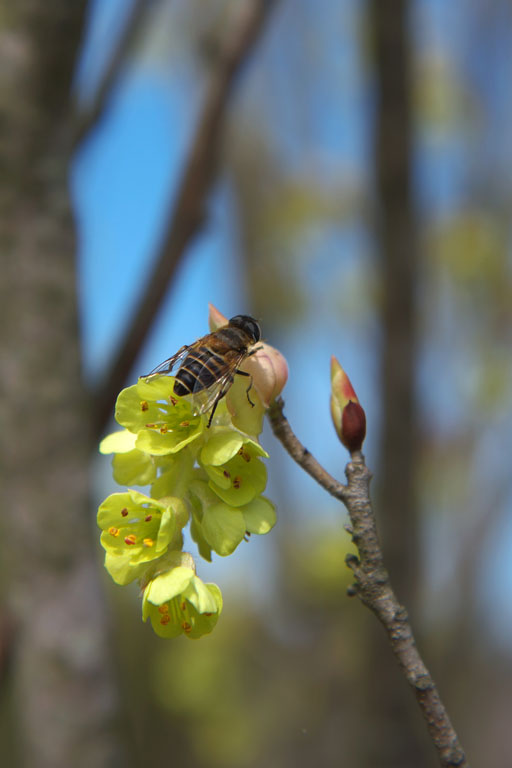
[{"x1": 97, "y1": 307, "x2": 288, "y2": 639}]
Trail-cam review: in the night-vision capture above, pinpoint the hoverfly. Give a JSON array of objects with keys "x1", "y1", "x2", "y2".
[{"x1": 144, "y1": 315, "x2": 261, "y2": 427}]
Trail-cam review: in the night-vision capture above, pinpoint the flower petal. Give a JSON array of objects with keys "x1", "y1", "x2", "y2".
[
  {"x1": 145, "y1": 566, "x2": 195, "y2": 605},
  {"x1": 201, "y1": 503, "x2": 246, "y2": 556}
]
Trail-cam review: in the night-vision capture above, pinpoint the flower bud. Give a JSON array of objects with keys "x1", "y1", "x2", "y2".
[
  {"x1": 243, "y1": 343, "x2": 288, "y2": 407},
  {"x1": 330, "y1": 356, "x2": 366, "y2": 452},
  {"x1": 208, "y1": 303, "x2": 228, "y2": 331}
]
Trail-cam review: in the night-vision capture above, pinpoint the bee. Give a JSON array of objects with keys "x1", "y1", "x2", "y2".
[{"x1": 144, "y1": 315, "x2": 262, "y2": 427}]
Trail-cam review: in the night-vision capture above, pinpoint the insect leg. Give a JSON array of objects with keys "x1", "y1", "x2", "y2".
[
  {"x1": 234, "y1": 369, "x2": 255, "y2": 408},
  {"x1": 207, "y1": 380, "x2": 233, "y2": 428}
]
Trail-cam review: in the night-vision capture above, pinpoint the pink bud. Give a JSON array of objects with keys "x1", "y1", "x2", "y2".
[{"x1": 241, "y1": 343, "x2": 288, "y2": 407}]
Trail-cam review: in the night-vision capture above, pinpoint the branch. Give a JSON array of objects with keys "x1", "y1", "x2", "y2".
[
  {"x1": 267, "y1": 398, "x2": 470, "y2": 768},
  {"x1": 93, "y1": 0, "x2": 279, "y2": 440},
  {"x1": 71, "y1": 0, "x2": 154, "y2": 148}
]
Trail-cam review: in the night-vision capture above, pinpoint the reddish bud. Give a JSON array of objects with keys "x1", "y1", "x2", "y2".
[
  {"x1": 340, "y1": 400, "x2": 366, "y2": 453},
  {"x1": 330, "y1": 356, "x2": 366, "y2": 452}
]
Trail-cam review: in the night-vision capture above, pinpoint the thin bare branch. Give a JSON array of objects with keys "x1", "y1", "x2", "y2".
[
  {"x1": 267, "y1": 398, "x2": 470, "y2": 768},
  {"x1": 267, "y1": 399, "x2": 348, "y2": 503},
  {"x1": 93, "y1": 0, "x2": 279, "y2": 440},
  {"x1": 71, "y1": 0, "x2": 155, "y2": 148}
]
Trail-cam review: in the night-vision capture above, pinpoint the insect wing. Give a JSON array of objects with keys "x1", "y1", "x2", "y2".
[
  {"x1": 144, "y1": 345, "x2": 190, "y2": 377},
  {"x1": 192, "y1": 351, "x2": 247, "y2": 415}
]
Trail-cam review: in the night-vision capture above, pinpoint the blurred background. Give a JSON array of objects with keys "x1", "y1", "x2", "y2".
[{"x1": 2, "y1": 0, "x2": 512, "y2": 766}]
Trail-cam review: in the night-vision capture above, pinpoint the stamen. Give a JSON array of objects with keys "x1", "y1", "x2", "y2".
[
  {"x1": 143, "y1": 538, "x2": 154, "y2": 547},
  {"x1": 108, "y1": 526, "x2": 120, "y2": 537},
  {"x1": 144, "y1": 514, "x2": 153, "y2": 522},
  {"x1": 124, "y1": 534, "x2": 137, "y2": 545},
  {"x1": 158, "y1": 604, "x2": 169, "y2": 614},
  {"x1": 182, "y1": 622, "x2": 192, "y2": 634},
  {"x1": 140, "y1": 400, "x2": 149, "y2": 411},
  {"x1": 160, "y1": 614, "x2": 171, "y2": 625},
  {"x1": 179, "y1": 421, "x2": 190, "y2": 428},
  {"x1": 233, "y1": 476, "x2": 242, "y2": 489},
  {"x1": 238, "y1": 447, "x2": 251, "y2": 462},
  {"x1": 120, "y1": 508, "x2": 129, "y2": 517},
  {"x1": 159, "y1": 425, "x2": 168, "y2": 434}
]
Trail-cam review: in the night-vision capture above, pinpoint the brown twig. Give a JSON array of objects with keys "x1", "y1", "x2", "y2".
[
  {"x1": 267, "y1": 398, "x2": 470, "y2": 768},
  {"x1": 71, "y1": 0, "x2": 155, "y2": 148},
  {"x1": 93, "y1": 0, "x2": 279, "y2": 440}
]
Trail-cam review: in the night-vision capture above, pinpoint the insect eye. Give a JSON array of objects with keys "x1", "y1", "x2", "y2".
[
  {"x1": 229, "y1": 315, "x2": 261, "y2": 342},
  {"x1": 248, "y1": 319, "x2": 261, "y2": 342}
]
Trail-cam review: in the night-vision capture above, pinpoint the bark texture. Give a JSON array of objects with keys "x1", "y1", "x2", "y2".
[{"x1": 0, "y1": 3, "x2": 124, "y2": 766}]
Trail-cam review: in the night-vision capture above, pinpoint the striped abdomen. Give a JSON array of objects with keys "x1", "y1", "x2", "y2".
[{"x1": 174, "y1": 345, "x2": 230, "y2": 396}]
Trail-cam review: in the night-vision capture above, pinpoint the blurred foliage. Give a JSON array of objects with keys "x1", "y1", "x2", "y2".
[{"x1": 415, "y1": 53, "x2": 480, "y2": 136}]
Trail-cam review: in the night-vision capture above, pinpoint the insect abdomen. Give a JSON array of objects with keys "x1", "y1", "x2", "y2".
[{"x1": 174, "y1": 346, "x2": 227, "y2": 396}]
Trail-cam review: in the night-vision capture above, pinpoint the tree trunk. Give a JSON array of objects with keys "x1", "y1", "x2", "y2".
[
  {"x1": 0, "y1": 3, "x2": 124, "y2": 766},
  {"x1": 362, "y1": 2, "x2": 428, "y2": 766}
]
